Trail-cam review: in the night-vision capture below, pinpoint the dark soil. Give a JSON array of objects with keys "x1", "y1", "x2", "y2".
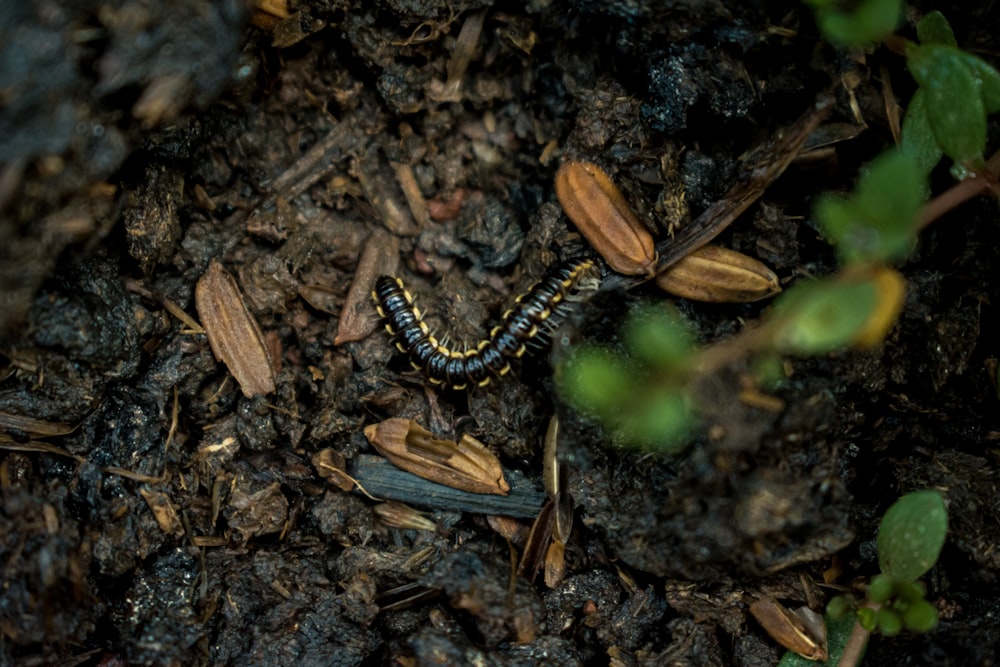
[{"x1": 3, "y1": 1, "x2": 1000, "y2": 665}]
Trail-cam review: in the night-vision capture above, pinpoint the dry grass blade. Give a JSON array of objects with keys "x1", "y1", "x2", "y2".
[{"x1": 0, "y1": 411, "x2": 74, "y2": 438}]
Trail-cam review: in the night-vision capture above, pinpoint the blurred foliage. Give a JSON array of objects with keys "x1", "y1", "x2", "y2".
[{"x1": 804, "y1": 0, "x2": 902, "y2": 47}]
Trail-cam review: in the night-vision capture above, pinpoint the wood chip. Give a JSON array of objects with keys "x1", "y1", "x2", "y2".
[
  {"x1": 195, "y1": 260, "x2": 276, "y2": 397},
  {"x1": 334, "y1": 229, "x2": 399, "y2": 345}
]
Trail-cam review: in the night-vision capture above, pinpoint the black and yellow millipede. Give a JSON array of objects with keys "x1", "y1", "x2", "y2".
[{"x1": 372, "y1": 259, "x2": 595, "y2": 389}]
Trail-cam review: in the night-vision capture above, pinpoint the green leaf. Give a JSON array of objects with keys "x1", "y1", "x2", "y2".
[
  {"x1": 826, "y1": 595, "x2": 852, "y2": 619},
  {"x1": 625, "y1": 305, "x2": 695, "y2": 370},
  {"x1": 816, "y1": 150, "x2": 925, "y2": 264},
  {"x1": 868, "y1": 574, "x2": 895, "y2": 604},
  {"x1": 816, "y1": 151, "x2": 927, "y2": 263},
  {"x1": 813, "y1": 0, "x2": 903, "y2": 47},
  {"x1": 777, "y1": 613, "x2": 859, "y2": 667},
  {"x1": 916, "y1": 11, "x2": 956, "y2": 46},
  {"x1": 894, "y1": 580, "x2": 927, "y2": 603},
  {"x1": 908, "y1": 44, "x2": 987, "y2": 165},
  {"x1": 902, "y1": 599, "x2": 939, "y2": 633},
  {"x1": 955, "y1": 51, "x2": 1000, "y2": 113},
  {"x1": 628, "y1": 389, "x2": 692, "y2": 449},
  {"x1": 772, "y1": 279, "x2": 878, "y2": 354},
  {"x1": 877, "y1": 608, "x2": 903, "y2": 636},
  {"x1": 559, "y1": 347, "x2": 631, "y2": 415},
  {"x1": 857, "y1": 606, "x2": 878, "y2": 632},
  {"x1": 901, "y1": 89, "x2": 943, "y2": 175},
  {"x1": 877, "y1": 490, "x2": 948, "y2": 581}
]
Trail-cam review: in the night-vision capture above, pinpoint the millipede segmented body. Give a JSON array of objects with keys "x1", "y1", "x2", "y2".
[{"x1": 372, "y1": 259, "x2": 595, "y2": 389}]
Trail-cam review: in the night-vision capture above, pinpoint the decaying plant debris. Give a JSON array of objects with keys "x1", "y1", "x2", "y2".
[{"x1": 2, "y1": 1, "x2": 1000, "y2": 666}]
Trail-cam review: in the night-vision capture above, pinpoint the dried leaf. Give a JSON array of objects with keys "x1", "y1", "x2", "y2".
[
  {"x1": 543, "y1": 539, "x2": 566, "y2": 589},
  {"x1": 139, "y1": 487, "x2": 184, "y2": 537},
  {"x1": 373, "y1": 500, "x2": 437, "y2": 531},
  {"x1": 364, "y1": 418, "x2": 510, "y2": 495},
  {"x1": 517, "y1": 497, "x2": 554, "y2": 582},
  {"x1": 311, "y1": 448, "x2": 355, "y2": 492},
  {"x1": 195, "y1": 260, "x2": 275, "y2": 397}
]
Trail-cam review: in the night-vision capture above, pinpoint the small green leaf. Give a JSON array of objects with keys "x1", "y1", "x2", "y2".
[
  {"x1": 868, "y1": 574, "x2": 895, "y2": 603},
  {"x1": 877, "y1": 608, "x2": 903, "y2": 636},
  {"x1": 625, "y1": 305, "x2": 695, "y2": 370},
  {"x1": 908, "y1": 44, "x2": 987, "y2": 165},
  {"x1": 901, "y1": 90, "x2": 943, "y2": 175},
  {"x1": 559, "y1": 347, "x2": 631, "y2": 415},
  {"x1": 826, "y1": 595, "x2": 852, "y2": 619},
  {"x1": 812, "y1": 0, "x2": 903, "y2": 47},
  {"x1": 772, "y1": 278, "x2": 878, "y2": 355},
  {"x1": 629, "y1": 389, "x2": 692, "y2": 449},
  {"x1": 902, "y1": 599, "x2": 939, "y2": 633},
  {"x1": 877, "y1": 490, "x2": 948, "y2": 582},
  {"x1": 894, "y1": 580, "x2": 927, "y2": 603},
  {"x1": 955, "y1": 51, "x2": 1000, "y2": 113},
  {"x1": 816, "y1": 150, "x2": 924, "y2": 264},
  {"x1": 916, "y1": 11, "x2": 956, "y2": 46},
  {"x1": 857, "y1": 606, "x2": 878, "y2": 632}
]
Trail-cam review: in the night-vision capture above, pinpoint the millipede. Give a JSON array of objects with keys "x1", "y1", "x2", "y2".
[{"x1": 372, "y1": 259, "x2": 596, "y2": 390}]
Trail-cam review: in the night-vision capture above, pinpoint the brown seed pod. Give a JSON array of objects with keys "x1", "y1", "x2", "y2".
[
  {"x1": 749, "y1": 597, "x2": 828, "y2": 662},
  {"x1": 555, "y1": 160, "x2": 657, "y2": 276},
  {"x1": 364, "y1": 418, "x2": 510, "y2": 495},
  {"x1": 194, "y1": 261, "x2": 276, "y2": 397},
  {"x1": 654, "y1": 245, "x2": 781, "y2": 303}
]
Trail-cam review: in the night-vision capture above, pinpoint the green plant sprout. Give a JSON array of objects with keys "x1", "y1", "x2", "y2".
[
  {"x1": 555, "y1": 6, "x2": 1000, "y2": 451},
  {"x1": 777, "y1": 491, "x2": 947, "y2": 666},
  {"x1": 805, "y1": 490, "x2": 948, "y2": 666},
  {"x1": 557, "y1": 304, "x2": 695, "y2": 451}
]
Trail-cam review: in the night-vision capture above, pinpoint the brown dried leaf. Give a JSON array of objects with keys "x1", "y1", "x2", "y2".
[
  {"x1": 517, "y1": 497, "x2": 555, "y2": 582},
  {"x1": 363, "y1": 418, "x2": 510, "y2": 495},
  {"x1": 311, "y1": 448, "x2": 355, "y2": 492},
  {"x1": 543, "y1": 538, "x2": 566, "y2": 589},
  {"x1": 373, "y1": 500, "x2": 437, "y2": 531},
  {"x1": 654, "y1": 244, "x2": 780, "y2": 303},
  {"x1": 392, "y1": 161, "x2": 430, "y2": 228},
  {"x1": 139, "y1": 487, "x2": 184, "y2": 537},
  {"x1": 195, "y1": 260, "x2": 275, "y2": 397},
  {"x1": 555, "y1": 160, "x2": 656, "y2": 276}
]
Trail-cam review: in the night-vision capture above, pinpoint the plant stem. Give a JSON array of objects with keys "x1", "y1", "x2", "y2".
[
  {"x1": 836, "y1": 620, "x2": 872, "y2": 667},
  {"x1": 916, "y1": 148, "x2": 1000, "y2": 230}
]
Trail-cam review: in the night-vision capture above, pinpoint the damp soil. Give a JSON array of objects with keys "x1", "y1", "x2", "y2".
[{"x1": 2, "y1": 1, "x2": 1000, "y2": 665}]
